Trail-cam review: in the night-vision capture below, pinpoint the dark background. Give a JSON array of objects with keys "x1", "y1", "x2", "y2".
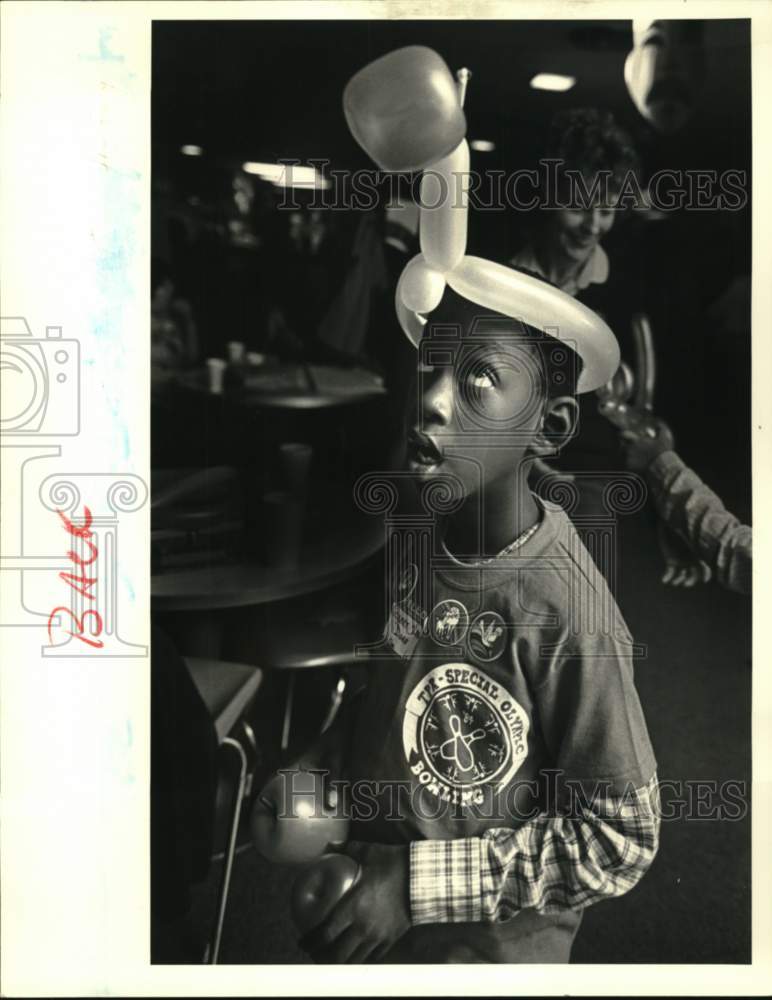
[
  {"x1": 152, "y1": 18, "x2": 752, "y2": 965},
  {"x1": 152, "y1": 17, "x2": 751, "y2": 511}
]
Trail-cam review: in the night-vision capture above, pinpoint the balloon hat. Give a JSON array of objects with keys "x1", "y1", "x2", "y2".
[{"x1": 343, "y1": 46, "x2": 620, "y2": 394}]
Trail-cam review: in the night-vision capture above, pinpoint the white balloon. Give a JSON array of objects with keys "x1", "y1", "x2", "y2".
[
  {"x1": 397, "y1": 254, "x2": 446, "y2": 314},
  {"x1": 394, "y1": 291, "x2": 427, "y2": 349},
  {"x1": 419, "y1": 139, "x2": 470, "y2": 272},
  {"x1": 446, "y1": 256, "x2": 620, "y2": 393}
]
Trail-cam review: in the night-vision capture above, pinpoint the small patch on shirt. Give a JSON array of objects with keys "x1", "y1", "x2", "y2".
[
  {"x1": 468, "y1": 611, "x2": 507, "y2": 662},
  {"x1": 428, "y1": 599, "x2": 470, "y2": 646},
  {"x1": 385, "y1": 595, "x2": 426, "y2": 659}
]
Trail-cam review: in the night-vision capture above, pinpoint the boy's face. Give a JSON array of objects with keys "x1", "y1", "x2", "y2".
[{"x1": 405, "y1": 312, "x2": 549, "y2": 500}]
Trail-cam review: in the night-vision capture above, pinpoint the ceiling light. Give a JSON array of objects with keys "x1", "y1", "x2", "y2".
[
  {"x1": 271, "y1": 177, "x2": 332, "y2": 191},
  {"x1": 180, "y1": 144, "x2": 204, "y2": 156},
  {"x1": 529, "y1": 73, "x2": 576, "y2": 92},
  {"x1": 242, "y1": 162, "x2": 320, "y2": 185},
  {"x1": 243, "y1": 162, "x2": 331, "y2": 190},
  {"x1": 470, "y1": 139, "x2": 496, "y2": 152}
]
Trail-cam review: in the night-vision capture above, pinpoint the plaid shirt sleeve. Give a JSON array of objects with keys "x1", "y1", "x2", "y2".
[{"x1": 409, "y1": 773, "x2": 660, "y2": 925}]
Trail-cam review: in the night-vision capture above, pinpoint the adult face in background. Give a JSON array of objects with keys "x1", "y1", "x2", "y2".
[
  {"x1": 624, "y1": 19, "x2": 706, "y2": 135},
  {"x1": 525, "y1": 109, "x2": 638, "y2": 287},
  {"x1": 546, "y1": 190, "x2": 617, "y2": 271}
]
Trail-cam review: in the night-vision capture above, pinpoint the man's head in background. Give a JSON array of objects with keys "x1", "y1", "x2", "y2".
[{"x1": 624, "y1": 19, "x2": 706, "y2": 135}]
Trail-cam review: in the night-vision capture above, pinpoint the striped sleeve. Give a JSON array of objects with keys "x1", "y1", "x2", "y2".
[{"x1": 409, "y1": 773, "x2": 660, "y2": 925}]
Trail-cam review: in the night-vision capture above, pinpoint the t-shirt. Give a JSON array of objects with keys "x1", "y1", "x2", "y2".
[{"x1": 344, "y1": 496, "x2": 657, "y2": 960}]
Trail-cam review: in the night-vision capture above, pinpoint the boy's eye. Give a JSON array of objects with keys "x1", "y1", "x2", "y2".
[{"x1": 468, "y1": 365, "x2": 496, "y2": 390}]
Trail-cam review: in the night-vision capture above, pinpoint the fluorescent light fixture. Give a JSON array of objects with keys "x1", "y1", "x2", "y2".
[
  {"x1": 470, "y1": 139, "x2": 496, "y2": 153},
  {"x1": 272, "y1": 177, "x2": 332, "y2": 191},
  {"x1": 242, "y1": 162, "x2": 318, "y2": 183},
  {"x1": 529, "y1": 73, "x2": 576, "y2": 92},
  {"x1": 180, "y1": 144, "x2": 204, "y2": 156},
  {"x1": 242, "y1": 161, "x2": 331, "y2": 190}
]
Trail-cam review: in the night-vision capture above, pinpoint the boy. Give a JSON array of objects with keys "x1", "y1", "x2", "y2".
[{"x1": 300, "y1": 276, "x2": 660, "y2": 965}]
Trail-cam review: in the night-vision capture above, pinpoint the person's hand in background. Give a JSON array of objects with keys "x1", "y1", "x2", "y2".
[
  {"x1": 299, "y1": 841, "x2": 411, "y2": 963},
  {"x1": 618, "y1": 415, "x2": 675, "y2": 472},
  {"x1": 609, "y1": 410, "x2": 711, "y2": 587},
  {"x1": 656, "y1": 520, "x2": 712, "y2": 588}
]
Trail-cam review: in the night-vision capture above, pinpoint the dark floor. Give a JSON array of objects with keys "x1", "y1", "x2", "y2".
[{"x1": 183, "y1": 504, "x2": 751, "y2": 965}]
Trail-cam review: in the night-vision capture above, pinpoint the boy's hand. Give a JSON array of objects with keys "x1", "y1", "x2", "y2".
[{"x1": 299, "y1": 842, "x2": 411, "y2": 963}]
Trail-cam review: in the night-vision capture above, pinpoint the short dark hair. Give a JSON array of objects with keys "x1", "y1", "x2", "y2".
[
  {"x1": 533, "y1": 330, "x2": 582, "y2": 399},
  {"x1": 426, "y1": 282, "x2": 584, "y2": 399},
  {"x1": 545, "y1": 107, "x2": 640, "y2": 199},
  {"x1": 510, "y1": 267, "x2": 583, "y2": 398}
]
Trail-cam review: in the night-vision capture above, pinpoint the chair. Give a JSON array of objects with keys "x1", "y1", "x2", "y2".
[
  {"x1": 184, "y1": 656, "x2": 263, "y2": 964},
  {"x1": 248, "y1": 579, "x2": 376, "y2": 751}
]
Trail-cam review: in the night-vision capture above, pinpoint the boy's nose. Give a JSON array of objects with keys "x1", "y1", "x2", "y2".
[{"x1": 420, "y1": 369, "x2": 454, "y2": 429}]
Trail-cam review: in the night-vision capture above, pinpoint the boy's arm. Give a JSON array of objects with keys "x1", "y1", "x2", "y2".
[
  {"x1": 410, "y1": 772, "x2": 659, "y2": 924},
  {"x1": 414, "y1": 615, "x2": 659, "y2": 926},
  {"x1": 646, "y1": 451, "x2": 751, "y2": 595}
]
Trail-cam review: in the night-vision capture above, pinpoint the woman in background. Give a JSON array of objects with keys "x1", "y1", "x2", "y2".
[
  {"x1": 512, "y1": 109, "x2": 645, "y2": 506},
  {"x1": 510, "y1": 107, "x2": 640, "y2": 302}
]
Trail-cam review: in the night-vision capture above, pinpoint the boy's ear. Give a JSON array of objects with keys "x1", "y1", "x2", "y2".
[{"x1": 530, "y1": 396, "x2": 579, "y2": 457}]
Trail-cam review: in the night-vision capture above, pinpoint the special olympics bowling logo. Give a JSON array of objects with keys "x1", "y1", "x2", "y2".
[{"x1": 402, "y1": 664, "x2": 530, "y2": 804}]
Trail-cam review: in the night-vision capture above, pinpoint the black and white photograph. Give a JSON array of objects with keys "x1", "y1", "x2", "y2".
[
  {"x1": 149, "y1": 14, "x2": 752, "y2": 967},
  {"x1": 1, "y1": 2, "x2": 770, "y2": 995}
]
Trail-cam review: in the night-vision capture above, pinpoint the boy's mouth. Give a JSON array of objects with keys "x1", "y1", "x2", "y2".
[{"x1": 406, "y1": 429, "x2": 444, "y2": 471}]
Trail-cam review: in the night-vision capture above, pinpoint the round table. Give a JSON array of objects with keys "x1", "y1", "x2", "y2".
[
  {"x1": 151, "y1": 512, "x2": 384, "y2": 612},
  {"x1": 175, "y1": 362, "x2": 387, "y2": 410},
  {"x1": 152, "y1": 509, "x2": 384, "y2": 750}
]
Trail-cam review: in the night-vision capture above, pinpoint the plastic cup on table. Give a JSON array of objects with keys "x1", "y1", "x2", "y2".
[
  {"x1": 227, "y1": 340, "x2": 245, "y2": 364},
  {"x1": 205, "y1": 357, "x2": 227, "y2": 394},
  {"x1": 262, "y1": 490, "x2": 304, "y2": 570},
  {"x1": 279, "y1": 442, "x2": 313, "y2": 498}
]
